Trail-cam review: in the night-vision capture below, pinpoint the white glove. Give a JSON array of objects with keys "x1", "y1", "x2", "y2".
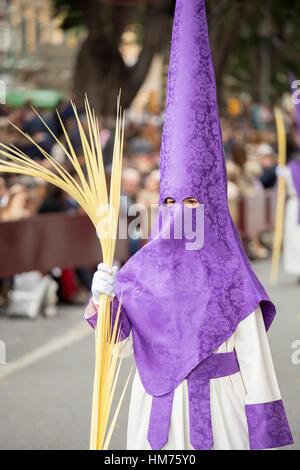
[{"x1": 91, "y1": 263, "x2": 118, "y2": 305}]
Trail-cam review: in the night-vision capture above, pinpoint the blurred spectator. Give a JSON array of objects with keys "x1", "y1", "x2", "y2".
[
  {"x1": 0, "y1": 176, "x2": 8, "y2": 208},
  {"x1": 257, "y1": 144, "x2": 277, "y2": 189},
  {"x1": 1, "y1": 92, "x2": 300, "y2": 316},
  {"x1": 38, "y1": 185, "x2": 68, "y2": 214},
  {"x1": 137, "y1": 169, "x2": 160, "y2": 240},
  {"x1": 0, "y1": 184, "x2": 30, "y2": 221},
  {"x1": 226, "y1": 161, "x2": 241, "y2": 227},
  {"x1": 122, "y1": 168, "x2": 141, "y2": 204},
  {"x1": 127, "y1": 125, "x2": 155, "y2": 155}
]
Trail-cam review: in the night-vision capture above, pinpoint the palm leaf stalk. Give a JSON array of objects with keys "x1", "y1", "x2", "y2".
[
  {"x1": 0, "y1": 95, "x2": 133, "y2": 450},
  {"x1": 270, "y1": 107, "x2": 287, "y2": 285}
]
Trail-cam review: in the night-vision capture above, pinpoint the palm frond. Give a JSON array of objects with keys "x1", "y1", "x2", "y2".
[{"x1": 0, "y1": 95, "x2": 131, "y2": 450}]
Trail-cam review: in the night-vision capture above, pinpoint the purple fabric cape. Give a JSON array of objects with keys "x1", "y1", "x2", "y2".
[
  {"x1": 114, "y1": 0, "x2": 276, "y2": 397},
  {"x1": 288, "y1": 158, "x2": 300, "y2": 223}
]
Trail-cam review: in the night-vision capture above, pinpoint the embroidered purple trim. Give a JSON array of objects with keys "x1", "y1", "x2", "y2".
[
  {"x1": 147, "y1": 350, "x2": 240, "y2": 450},
  {"x1": 245, "y1": 400, "x2": 294, "y2": 449}
]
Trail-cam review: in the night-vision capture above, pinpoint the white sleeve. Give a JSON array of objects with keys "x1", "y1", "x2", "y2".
[
  {"x1": 116, "y1": 331, "x2": 134, "y2": 358},
  {"x1": 234, "y1": 307, "x2": 281, "y2": 404},
  {"x1": 233, "y1": 307, "x2": 293, "y2": 449}
]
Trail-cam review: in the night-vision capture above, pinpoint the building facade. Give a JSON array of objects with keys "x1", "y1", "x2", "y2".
[{"x1": 0, "y1": 0, "x2": 81, "y2": 94}]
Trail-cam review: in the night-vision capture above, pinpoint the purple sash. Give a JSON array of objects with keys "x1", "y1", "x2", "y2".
[{"x1": 147, "y1": 350, "x2": 240, "y2": 450}]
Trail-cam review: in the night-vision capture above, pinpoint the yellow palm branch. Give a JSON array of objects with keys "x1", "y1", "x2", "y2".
[
  {"x1": 270, "y1": 107, "x2": 287, "y2": 285},
  {"x1": 0, "y1": 95, "x2": 132, "y2": 450}
]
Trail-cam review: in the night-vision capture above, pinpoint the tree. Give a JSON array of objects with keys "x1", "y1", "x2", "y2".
[
  {"x1": 52, "y1": 0, "x2": 300, "y2": 113},
  {"x1": 222, "y1": 0, "x2": 300, "y2": 103},
  {"x1": 52, "y1": 0, "x2": 174, "y2": 115}
]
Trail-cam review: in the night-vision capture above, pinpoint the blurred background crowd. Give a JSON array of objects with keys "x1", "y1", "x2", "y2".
[
  {"x1": 0, "y1": 0, "x2": 299, "y2": 452},
  {"x1": 0, "y1": 0, "x2": 299, "y2": 318},
  {"x1": 0, "y1": 95, "x2": 299, "y2": 318}
]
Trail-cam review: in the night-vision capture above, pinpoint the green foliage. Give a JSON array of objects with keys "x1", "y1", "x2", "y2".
[
  {"x1": 51, "y1": 0, "x2": 84, "y2": 30},
  {"x1": 50, "y1": 0, "x2": 300, "y2": 102},
  {"x1": 227, "y1": 0, "x2": 300, "y2": 101}
]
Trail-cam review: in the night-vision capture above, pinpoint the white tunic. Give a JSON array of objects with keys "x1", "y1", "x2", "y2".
[
  {"x1": 279, "y1": 166, "x2": 300, "y2": 276},
  {"x1": 117, "y1": 306, "x2": 282, "y2": 450}
]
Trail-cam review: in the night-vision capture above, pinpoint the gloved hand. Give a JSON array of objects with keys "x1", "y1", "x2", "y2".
[{"x1": 91, "y1": 263, "x2": 118, "y2": 305}]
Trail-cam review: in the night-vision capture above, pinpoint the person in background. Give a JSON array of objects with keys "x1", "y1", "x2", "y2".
[
  {"x1": 226, "y1": 160, "x2": 241, "y2": 228},
  {"x1": 257, "y1": 144, "x2": 278, "y2": 190},
  {"x1": 277, "y1": 156, "x2": 300, "y2": 282},
  {"x1": 0, "y1": 184, "x2": 30, "y2": 222},
  {"x1": 121, "y1": 168, "x2": 142, "y2": 255},
  {"x1": 121, "y1": 168, "x2": 141, "y2": 206},
  {"x1": 136, "y1": 169, "x2": 160, "y2": 241},
  {"x1": 38, "y1": 184, "x2": 90, "y2": 305},
  {"x1": 0, "y1": 181, "x2": 59, "y2": 318},
  {"x1": 0, "y1": 176, "x2": 8, "y2": 208},
  {"x1": 84, "y1": 0, "x2": 293, "y2": 451},
  {"x1": 38, "y1": 185, "x2": 68, "y2": 214}
]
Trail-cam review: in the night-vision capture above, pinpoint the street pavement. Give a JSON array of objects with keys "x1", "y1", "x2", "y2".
[{"x1": 0, "y1": 259, "x2": 299, "y2": 450}]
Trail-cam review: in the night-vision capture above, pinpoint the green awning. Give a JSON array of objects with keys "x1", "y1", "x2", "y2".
[{"x1": 6, "y1": 89, "x2": 64, "y2": 109}]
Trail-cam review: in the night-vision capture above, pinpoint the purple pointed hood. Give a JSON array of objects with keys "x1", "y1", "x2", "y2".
[
  {"x1": 114, "y1": 0, "x2": 276, "y2": 397},
  {"x1": 159, "y1": 0, "x2": 226, "y2": 207}
]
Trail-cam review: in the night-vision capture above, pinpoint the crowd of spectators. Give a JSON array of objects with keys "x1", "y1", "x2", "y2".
[{"x1": 0, "y1": 95, "x2": 299, "y2": 318}]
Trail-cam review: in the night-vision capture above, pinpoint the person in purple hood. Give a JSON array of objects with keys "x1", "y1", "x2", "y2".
[
  {"x1": 276, "y1": 75, "x2": 300, "y2": 280},
  {"x1": 276, "y1": 157, "x2": 300, "y2": 280},
  {"x1": 84, "y1": 0, "x2": 294, "y2": 450}
]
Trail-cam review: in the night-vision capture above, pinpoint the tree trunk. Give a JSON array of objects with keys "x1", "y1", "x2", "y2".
[
  {"x1": 208, "y1": 0, "x2": 247, "y2": 102},
  {"x1": 73, "y1": 0, "x2": 172, "y2": 116}
]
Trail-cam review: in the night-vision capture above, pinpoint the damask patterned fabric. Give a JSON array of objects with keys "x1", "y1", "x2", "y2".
[
  {"x1": 84, "y1": 303, "x2": 294, "y2": 449},
  {"x1": 147, "y1": 350, "x2": 240, "y2": 450},
  {"x1": 246, "y1": 400, "x2": 294, "y2": 449},
  {"x1": 159, "y1": 0, "x2": 227, "y2": 206},
  {"x1": 84, "y1": 0, "x2": 293, "y2": 450},
  {"x1": 84, "y1": 295, "x2": 131, "y2": 341},
  {"x1": 112, "y1": 0, "x2": 275, "y2": 397}
]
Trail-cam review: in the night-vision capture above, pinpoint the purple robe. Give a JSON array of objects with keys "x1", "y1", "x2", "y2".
[
  {"x1": 114, "y1": 0, "x2": 276, "y2": 397},
  {"x1": 85, "y1": 0, "x2": 293, "y2": 450}
]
